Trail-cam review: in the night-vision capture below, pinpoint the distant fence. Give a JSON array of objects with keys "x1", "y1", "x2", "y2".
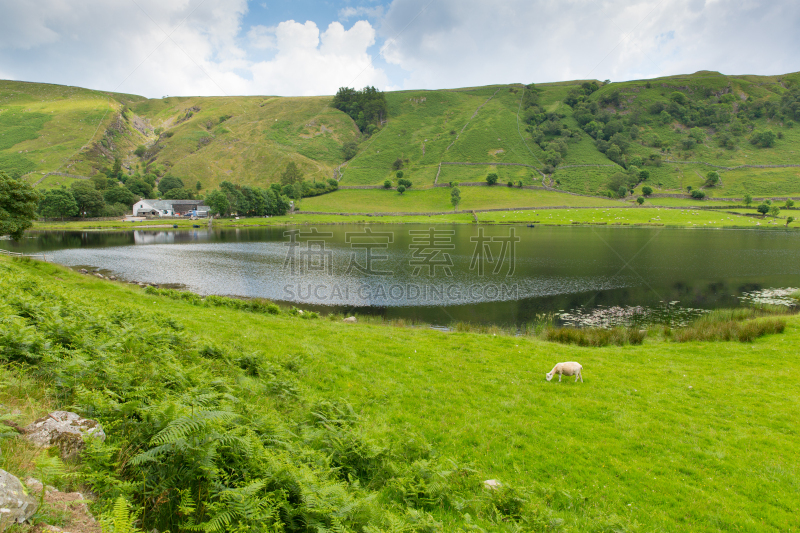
[
  {"x1": 37, "y1": 216, "x2": 129, "y2": 222},
  {"x1": 664, "y1": 160, "x2": 800, "y2": 171},
  {"x1": 0, "y1": 248, "x2": 48, "y2": 261}
]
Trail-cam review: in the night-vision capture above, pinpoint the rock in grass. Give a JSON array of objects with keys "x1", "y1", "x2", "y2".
[
  {"x1": 343, "y1": 316, "x2": 357, "y2": 324},
  {"x1": 23, "y1": 411, "x2": 106, "y2": 461},
  {"x1": 25, "y1": 478, "x2": 55, "y2": 494},
  {"x1": 483, "y1": 479, "x2": 501, "y2": 490},
  {"x1": 0, "y1": 469, "x2": 38, "y2": 527}
]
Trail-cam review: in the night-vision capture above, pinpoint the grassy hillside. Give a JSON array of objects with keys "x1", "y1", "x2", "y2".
[
  {"x1": 129, "y1": 94, "x2": 361, "y2": 188},
  {"x1": 2, "y1": 255, "x2": 799, "y2": 531},
  {"x1": 0, "y1": 80, "x2": 146, "y2": 184},
  {"x1": 4, "y1": 70, "x2": 800, "y2": 206}
]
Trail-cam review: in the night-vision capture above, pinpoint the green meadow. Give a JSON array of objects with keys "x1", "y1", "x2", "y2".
[
  {"x1": 300, "y1": 187, "x2": 623, "y2": 213},
  {"x1": 2, "y1": 255, "x2": 799, "y2": 531}
]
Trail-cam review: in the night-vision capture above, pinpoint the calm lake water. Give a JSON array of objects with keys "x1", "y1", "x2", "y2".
[{"x1": 3, "y1": 225, "x2": 799, "y2": 326}]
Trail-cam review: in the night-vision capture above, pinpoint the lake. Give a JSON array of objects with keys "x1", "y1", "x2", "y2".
[{"x1": 3, "y1": 225, "x2": 799, "y2": 326}]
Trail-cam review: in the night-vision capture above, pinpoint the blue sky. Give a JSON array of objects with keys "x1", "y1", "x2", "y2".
[
  {"x1": 241, "y1": 0, "x2": 388, "y2": 30},
  {"x1": 0, "y1": 0, "x2": 798, "y2": 97}
]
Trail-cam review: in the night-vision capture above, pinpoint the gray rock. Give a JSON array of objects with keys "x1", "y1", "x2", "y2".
[
  {"x1": 0, "y1": 469, "x2": 38, "y2": 528},
  {"x1": 79, "y1": 269, "x2": 88, "y2": 274},
  {"x1": 24, "y1": 411, "x2": 106, "y2": 461},
  {"x1": 342, "y1": 316, "x2": 357, "y2": 324},
  {"x1": 93, "y1": 273, "x2": 104, "y2": 279},
  {"x1": 483, "y1": 479, "x2": 501, "y2": 490},
  {"x1": 24, "y1": 477, "x2": 55, "y2": 494}
]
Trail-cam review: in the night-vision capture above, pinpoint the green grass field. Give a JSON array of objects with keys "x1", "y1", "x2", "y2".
[
  {"x1": 300, "y1": 187, "x2": 624, "y2": 213},
  {"x1": 475, "y1": 206, "x2": 791, "y2": 228},
  {"x1": 2, "y1": 256, "x2": 799, "y2": 531}
]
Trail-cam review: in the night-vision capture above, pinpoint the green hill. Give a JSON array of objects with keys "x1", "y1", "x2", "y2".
[{"x1": 4, "y1": 70, "x2": 800, "y2": 202}]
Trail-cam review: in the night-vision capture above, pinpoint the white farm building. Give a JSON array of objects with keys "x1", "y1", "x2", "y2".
[{"x1": 133, "y1": 199, "x2": 210, "y2": 217}]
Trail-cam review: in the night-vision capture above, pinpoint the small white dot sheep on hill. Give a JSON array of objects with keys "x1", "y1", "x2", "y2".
[{"x1": 546, "y1": 362, "x2": 583, "y2": 383}]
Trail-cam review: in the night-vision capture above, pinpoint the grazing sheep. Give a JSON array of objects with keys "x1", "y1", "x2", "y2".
[{"x1": 546, "y1": 362, "x2": 583, "y2": 382}]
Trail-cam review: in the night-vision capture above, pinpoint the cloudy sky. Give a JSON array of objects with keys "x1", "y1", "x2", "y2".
[{"x1": 1, "y1": 0, "x2": 798, "y2": 98}]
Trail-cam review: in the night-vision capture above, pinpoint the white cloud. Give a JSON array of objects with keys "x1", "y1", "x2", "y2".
[
  {"x1": 247, "y1": 25, "x2": 276, "y2": 50},
  {"x1": 1, "y1": 0, "x2": 798, "y2": 98},
  {"x1": 249, "y1": 20, "x2": 388, "y2": 96},
  {"x1": 379, "y1": 0, "x2": 800, "y2": 89},
  {"x1": 339, "y1": 5, "x2": 385, "y2": 21},
  {"x1": 0, "y1": 0, "x2": 386, "y2": 97}
]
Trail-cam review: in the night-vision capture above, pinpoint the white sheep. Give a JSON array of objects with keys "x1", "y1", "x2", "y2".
[{"x1": 546, "y1": 362, "x2": 583, "y2": 382}]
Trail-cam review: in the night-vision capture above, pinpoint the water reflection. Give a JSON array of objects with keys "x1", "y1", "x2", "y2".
[{"x1": 3, "y1": 226, "x2": 799, "y2": 325}]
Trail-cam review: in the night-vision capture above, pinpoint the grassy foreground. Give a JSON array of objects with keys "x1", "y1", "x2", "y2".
[{"x1": 1, "y1": 256, "x2": 799, "y2": 531}]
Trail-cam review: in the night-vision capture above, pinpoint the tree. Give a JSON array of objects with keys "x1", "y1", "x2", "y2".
[
  {"x1": 104, "y1": 186, "x2": 137, "y2": 207},
  {"x1": 396, "y1": 171, "x2": 404, "y2": 179},
  {"x1": 757, "y1": 203, "x2": 770, "y2": 216},
  {"x1": 134, "y1": 145, "x2": 147, "y2": 158},
  {"x1": 196, "y1": 181, "x2": 202, "y2": 191},
  {"x1": 0, "y1": 171, "x2": 39, "y2": 239},
  {"x1": 392, "y1": 158, "x2": 404, "y2": 171},
  {"x1": 787, "y1": 216, "x2": 795, "y2": 226},
  {"x1": 383, "y1": 180, "x2": 392, "y2": 189},
  {"x1": 112, "y1": 157, "x2": 122, "y2": 179},
  {"x1": 206, "y1": 190, "x2": 229, "y2": 216},
  {"x1": 691, "y1": 190, "x2": 706, "y2": 199},
  {"x1": 544, "y1": 149, "x2": 561, "y2": 167},
  {"x1": 637, "y1": 196, "x2": 645, "y2": 205},
  {"x1": 642, "y1": 186, "x2": 653, "y2": 197},
  {"x1": 332, "y1": 86, "x2": 388, "y2": 132},
  {"x1": 162, "y1": 188, "x2": 196, "y2": 200},
  {"x1": 769, "y1": 206, "x2": 780, "y2": 217},
  {"x1": 785, "y1": 199, "x2": 795, "y2": 208},
  {"x1": 126, "y1": 179, "x2": 153, "y2": 198},
  {"x1": 158, "y1": 176, "x2": 184, "y2": 195},
  {"x1": 486, "y1": 173, "x2": 498, "y2": 186},
  {"x1": 718, "y1": 132, "x2": 736, "y2": 150},
  {"x1": 397, "y1": 178, "x2": 412, "y2": 189},
  {"x1": 39, "y1": 189, "x2": 79, "y2": 220},
  {"x1": 341, "y1": 141, "x2": 358, "y2": 161},
  {"x1": 750, "y1": 129, "x2": 776, "y2": 148},
  {"x1": 670, "y1": 91, "x2": 688, "y2": 105},
  {"x1": 280, "y1": 162, "x2": 303, "y2": 186},
  {"x1": 450, "y1": 187, "x2": 461, "y2": 211},
  {"x1": 639, "y1": 170, "x2": 650, "y2": 181},
  {"x1": 71, "y1": 181, "x2": 105, "y2": 217},
  {"x1": 689, "y1": 127, "x2": 706, "y2": 144},
  {"x1": 705, "y1": 171, "x2": 720, "y2": 187},
  {"x1": 90, "y1": 175, "x2": 111, "y2": 190},
  {"x1": 397, "y1": 185, "x2": 406, "y2": 194},
  {"x1": 744, "y1": 193, "x2": 753, "y2": 207},
  {"x1": 618, "y1": 186, "x2": 627, "y2": 198},
  {"x1": 605, "y1": 144, "x2": 622, "y2": 165}
]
